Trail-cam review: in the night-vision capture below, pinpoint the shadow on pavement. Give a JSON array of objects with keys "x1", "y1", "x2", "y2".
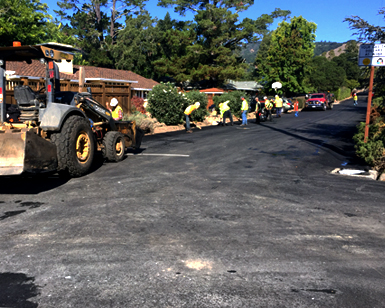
[{"x1": 0, "y1": 272, "x2": 40, "y2": 308}]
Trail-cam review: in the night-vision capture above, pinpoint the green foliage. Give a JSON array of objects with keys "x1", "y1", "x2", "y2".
[
  {"x1": 123, "y1": 111, "x2": 156, "y2": 134},
  {"x1": 255, "y1": 16, "x2": 317, "y2": 97},
  {"x1": 213, "y1": 91, "x2": 246, "y2": 118},
  {"x1": 306, "y1": 56, "x2": 346, "y2": 92},
  {"x1": 335, "y1": 87, "x2": 351, "y2": 101},
  {"x1": 113, "y1": 12, "x2": 159, "y2": 79},
  {"x1": 156, "y1": 1, "x2": 290, "y2": 88},
  {"x1": 147, "y1": 82, "x2": 189, "y2": 125},
  {"x1": 354, "y1": 120, "x2": 385, "y2": 171},
  {"x1": 0, "y1": 0, "x2": 50, "y2": 46},
  {"x1": 184, "y1": 91, "x2": 208, "y2": 122},
  {"x1": 55, "y1": 0, "x2": 145, "y2": 67},
  {"x1": 296, "y1": 97, "x2": 305, "y2": 109}
]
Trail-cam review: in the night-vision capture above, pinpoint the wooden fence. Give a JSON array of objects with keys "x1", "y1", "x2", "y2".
[{"x1": 5, "y1": 79, "x2": 133, "y2": 115}]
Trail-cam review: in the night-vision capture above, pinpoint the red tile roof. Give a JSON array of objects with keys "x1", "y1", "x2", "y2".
[
  {"x1": 7, "y1": 60, "x2": 158, "y2": 90},
  {"x1": 199, "y1": 88, "x2": 225, "y2": 93}
]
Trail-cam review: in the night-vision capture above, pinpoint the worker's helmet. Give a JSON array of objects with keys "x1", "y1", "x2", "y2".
[
  {"x1": 263, "y1": 96, "x2": 267, "y2": 100},
  {"x1": 110, "y1": 98, "x2": 118, "y2": 107},
  {"x1": 275, "y1": 95, "x2": 279, "y2": 98},
  {"x1": 195, "y1": 102, "x2": 200, "y2": 107}
]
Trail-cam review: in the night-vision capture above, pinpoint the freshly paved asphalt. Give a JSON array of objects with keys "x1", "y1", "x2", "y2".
[{"x1": 1, "y1": 94, "x2": 384, "y2": 307}]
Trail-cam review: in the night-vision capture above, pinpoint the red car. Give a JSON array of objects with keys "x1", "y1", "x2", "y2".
[{"x1": 304, "y1": 93, "x2": 332, "y2": 111}]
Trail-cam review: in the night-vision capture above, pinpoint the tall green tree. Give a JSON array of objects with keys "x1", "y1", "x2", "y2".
[
  {"x1": 306, "y1": 56, "x2": 346, "y2": 92},
  {"x1": 0, "y1": 0, "x2": 50, "y2": 46},
  {"x1": 112, "y1": 11, "x2": 159, "y2": 78},
  {"x1": 157, "y1": 0, "x2": 290, "y2": 88},
  {"x1": 152, "y1": 13, "x2": 196, "y2": 85},
  {"x1": 255, "y1": 16, "x2": 316, "y2": 96},
  {"x1": 55, "y1": 0, "x2": 144, "y2": 67}
]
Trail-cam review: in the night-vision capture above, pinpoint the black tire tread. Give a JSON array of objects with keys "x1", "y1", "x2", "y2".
[
  {"x1": 51, "y1": 115, "x2": 95, "y2": 177},
  {"x1": 102, "y1": 131, "x2": 125, "y2": 162}
]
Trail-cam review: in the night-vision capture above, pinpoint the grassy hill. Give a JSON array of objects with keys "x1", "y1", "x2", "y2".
[{"x1": 241, "y1": 41, "x2": 346, "y2": 64}]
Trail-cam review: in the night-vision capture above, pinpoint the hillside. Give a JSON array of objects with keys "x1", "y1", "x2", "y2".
[{"x1": 241, "y1": 41, "x2": 346, "y2": 63}]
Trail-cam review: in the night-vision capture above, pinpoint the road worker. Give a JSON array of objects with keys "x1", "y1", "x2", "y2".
[
  {"x1": 219, "y1": 100, "x2": 233, "y2": 126},
  {"x1": 265, "y1": 97, "x2": 274, "y2": 122},
  {"x1": 240, "y1": 96, "x2": 249, "y2": 126},
  {"x1": 184, "y1": 102, "x2": 200, "y2": 133},
  {"x1": 107, "y1": 98, "x2": 123, "y2": 121},
  {"x1": 274, "y1": 95, "x2": 283, "y2": 118}
]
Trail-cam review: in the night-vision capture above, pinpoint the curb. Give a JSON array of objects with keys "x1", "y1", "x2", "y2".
[{"x1": 331, "y1": 168, "x2": 378, "y2": 180}]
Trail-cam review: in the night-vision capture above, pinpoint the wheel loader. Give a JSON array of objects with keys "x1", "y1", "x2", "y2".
[{"x1": 0, "y1": 42, "x2": 142, "y2": 177}]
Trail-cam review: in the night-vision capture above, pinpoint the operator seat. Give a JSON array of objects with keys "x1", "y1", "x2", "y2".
[{"x1": 14, "y1": 85, "x2": 40, "y2": 121}]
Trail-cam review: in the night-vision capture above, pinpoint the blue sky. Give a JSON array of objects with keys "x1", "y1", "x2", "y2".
[{"x1": 45, "y1": 0, "x2": 385, "y2": 43}]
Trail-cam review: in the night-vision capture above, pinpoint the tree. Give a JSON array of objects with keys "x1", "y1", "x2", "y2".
[
  {"x1": 0, "y1": 0, "x2": 50, "y2": 46},
  {"x1": 55, "y1": 0, "x2": 145, "y2": 67},
  {"x1": 112, "y1": 11, "x2": 159, "y2": 78},
  {"x1": 255, "y1": 16, "x2": 316, "y2": 96},
  {"x1": 152, "y1": 13, "x2": 196, "y2": 84},
  {"x1": 156, "y1": 0, "x2": 290, "y2": 88},
  {"x1": 306, "y1": 56, "x2": 346, "y2": 92}
]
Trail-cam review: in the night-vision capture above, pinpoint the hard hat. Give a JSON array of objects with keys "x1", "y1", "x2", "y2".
[
  {"x1": 195, "y1": 102, "x2": 200, "y2": 107},
  {"x1": 110, "y1": 98, "x2": 118, "y2": 107},
  {"x1": 263, "y1": 96, "x2": 267, "y2": 100},
  {"x1": 275, "y1": 95, "x2": 279, "y2": 98}
]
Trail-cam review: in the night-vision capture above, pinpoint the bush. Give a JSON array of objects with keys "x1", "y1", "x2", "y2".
[
  {"x1": 147, "y1": 82, "x2": 189, "y2": 125},
  {"x1": 297, "y1": 97, "x2": 305, "y2": 109},
  {"x1": 123, "y1": 111, "x2": 156, "y2": 134},
  {"x1": 131, "y1": 96, "x2": 146, "y2": 114},
  {"x1": 213, "y1": 91, "x2": 247, "y2": 118},
  {"x1": 335, "y1": 86, "x2": 351, "y2": 101},
  {"x1": 185, "y1": 91, "x2": 209, "y2": 122}
]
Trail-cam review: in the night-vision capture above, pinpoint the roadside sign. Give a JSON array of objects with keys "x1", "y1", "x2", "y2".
[{"x1": 359, "y1": 44, "x2": 385, "y2": 66}]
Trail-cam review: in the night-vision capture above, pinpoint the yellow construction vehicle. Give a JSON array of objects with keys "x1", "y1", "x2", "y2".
[{"x1": 0, "y1": 42, "x2": 142, "y2": 177}]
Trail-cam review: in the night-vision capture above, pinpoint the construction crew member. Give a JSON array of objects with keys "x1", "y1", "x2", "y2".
[
  {"x1": 241, "y1": 96, "x2": 248, "y2": 126},
  {"x1": 219, "y1": 100, "x2": 233, "y2": 126},
  {"x1": 184, "y1": 102, "x2": 200, "y2": 133},
  {"x1": 274, "y1": 95, "x2": 283, "y2": 118},
  {"x1": 108, "y1": 98, "x2": 123, "y2": 121},
  {"x1": 265, "y1": 97, "x2": 274, "y2": 122},
  {"x1": 353, "y1": 93, "x2": 358, "y2": 106},
  {"x1": 293, "y1": 99, "x2": 299, "y2": 117}
]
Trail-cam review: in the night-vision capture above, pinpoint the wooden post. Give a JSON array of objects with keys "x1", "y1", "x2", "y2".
[
  {"x1": 364, "y1": 66, "x2": 375, "y2": 143},
  {"x1": 79, "y1": 67, "x2": 85, "y2": 93},
  {"x1": 102, "y1": 81, "x2": 106, "y2": 107},
  {"x1": 127, "y1": 82, "x2": 132, "y2": 115}
]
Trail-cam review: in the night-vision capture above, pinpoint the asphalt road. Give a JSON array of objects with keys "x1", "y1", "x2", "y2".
[{"x1": 1, "y1": 94, "x2": 384, "y2": 307}]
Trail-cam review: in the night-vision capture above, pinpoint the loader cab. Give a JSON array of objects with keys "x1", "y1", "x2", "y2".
[{"x1": 0, "y1": 42, "x2": 80, "y2": 124}]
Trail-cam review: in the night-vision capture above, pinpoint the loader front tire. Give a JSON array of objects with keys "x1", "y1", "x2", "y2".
[
  {"x1": 102, "y1": 131, "x2": 125, "y2": 162},
  {"x1": 51, "y1": 115, "x2": 95, "y2": 177}
]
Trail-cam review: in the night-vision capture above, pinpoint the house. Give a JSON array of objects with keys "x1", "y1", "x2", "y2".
[
  {"x1": 6, "y1": 60, "x2": 159, "y2": 113},
  {"x1": 199, "y1": 88, "x2": 225, "y2": 108}
]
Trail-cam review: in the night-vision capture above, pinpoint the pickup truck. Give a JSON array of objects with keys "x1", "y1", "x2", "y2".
[{"x1": 304, "y1": 93, "x2": 334, "y2": 111}]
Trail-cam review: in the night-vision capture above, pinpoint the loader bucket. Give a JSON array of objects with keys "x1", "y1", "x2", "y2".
[{"x1": 0, "y1": 129, "x2": 57, "y2": 176}]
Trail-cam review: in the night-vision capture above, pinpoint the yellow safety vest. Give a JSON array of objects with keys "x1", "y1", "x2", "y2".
[
  {"x1": 111, "y1": 106, "x2": 123, "y2": 120},
  {"x1": 265, "y1": 101, "x2": 273, "y2": 110},
  {"x1": 275, "y1": 97, "x2": 283, "y2": 108},
  {"x1": 241, "y1": 99, "x2": 248, "y2": 111},
  {"x1": 184, "y1": 104, "x2": 198, "y2": 115}
]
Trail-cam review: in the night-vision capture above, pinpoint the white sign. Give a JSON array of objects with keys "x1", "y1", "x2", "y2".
[{"x1": 359, "y1": 44, "x2": 385, "y2": 66}]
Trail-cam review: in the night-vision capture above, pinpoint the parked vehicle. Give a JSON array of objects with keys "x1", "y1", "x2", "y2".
[
  {"x1": 282, "y1": 98, "x2": 294, "y2": 113},
  {"x1": 304, "y1": 93, "x2": 333, "y2": 111}
]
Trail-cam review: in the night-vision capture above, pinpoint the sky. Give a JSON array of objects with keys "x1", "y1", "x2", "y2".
[{"x1": 44, "y1": 0, "x2": 385, "y2": 43}]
